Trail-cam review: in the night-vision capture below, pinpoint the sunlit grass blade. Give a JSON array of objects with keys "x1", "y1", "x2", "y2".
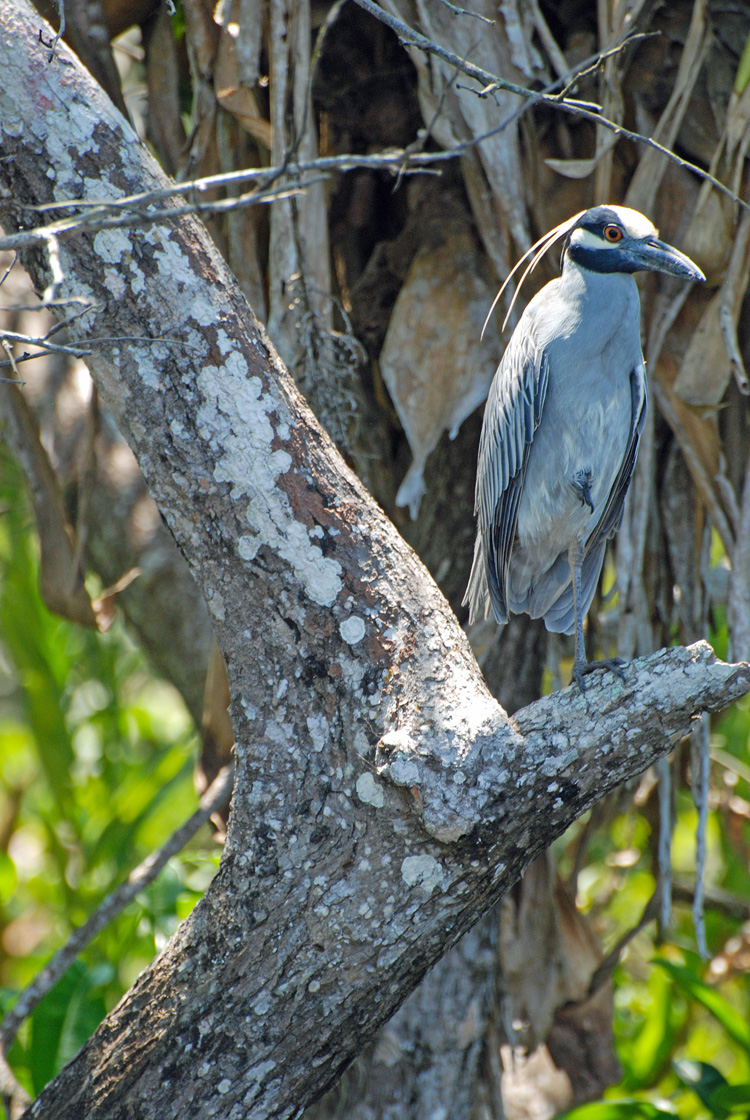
[{"x1": 656, "y1": 960, "x2": 750, "y2": 1051}]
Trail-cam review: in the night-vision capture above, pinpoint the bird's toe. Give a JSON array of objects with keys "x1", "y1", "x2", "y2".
[{"x1": 571, "y1": 656, "x2": 628, "y2": 690}]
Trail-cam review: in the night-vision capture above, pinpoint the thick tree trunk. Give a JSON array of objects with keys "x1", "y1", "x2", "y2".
[{"x1": 1, "y1": 4, "x2": 748, "y2": 1118}]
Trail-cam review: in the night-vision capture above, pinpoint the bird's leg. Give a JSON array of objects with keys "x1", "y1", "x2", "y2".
[
  {"x1": 569, "y1": 539, "x2": 587, "y2": 679},
  {"x1": 568, "y1": 539, "x2": 626, "y2": 691},
  {"x1": 571, "y1": 468, "x2": 594, "y2": 514}
]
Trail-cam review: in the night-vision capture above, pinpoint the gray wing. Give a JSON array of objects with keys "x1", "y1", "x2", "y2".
[
  {"x1": 541, "y1": 363, "x2": 647, "y2": 634},
  {"x1": 586, "y1": 362, "x2": 647, "y2": 551},
  {"x1": 463, "y1": 330, "x2": 550, "y2": 624}
]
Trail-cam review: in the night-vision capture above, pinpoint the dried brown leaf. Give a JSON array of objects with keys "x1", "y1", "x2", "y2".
[
  {"x1": 626, "y1": 0, "x2": 708, "y2": 216},
  {"x1": 498, "y1": 854, "x2": 609, "y2": 1051},
  {"x1": 144, "y1": 5, "x2": 188, "y2": 177},
  {"x1": 267, "y1": 0, "x2": 331, "y2": 362},
  {"x1": 675, "y1": 210, "x2": 750, "y2": 405},
  {"x1": 379, "y1": 229, "x2": 501, "y2": 516},
  {"x1": 381, "y1": 0, "x2": 531, "y2": 256},
  {"x1": 674, "y1": 292, "x2": 733, "y2": 407},
  {"x1": 544, "y1": 155, "x2": 608, "y2": 180},
  {"x1": 214, "y1": 16, "x2": 271, "y2": 147}
]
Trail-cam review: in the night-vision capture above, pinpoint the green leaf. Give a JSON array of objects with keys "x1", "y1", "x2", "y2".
[
  {"x1": 0, "y1": 851, "x2": 17, "y2": 903},
  {"x1": 27, "y1": 960, "x2": 107, "y2": 1093},
  {"x1": 656, "y1": 961, "x2": 750, "y2": 1051},
  {"x1": 673, "y1": 1059, "x2": 730, "y2": 1118},
  {"x1": 620, "y1": 964, "x2": 680, "y2": 1088},
  {"x1": 557, "y1": 1101, "x2": 677, "y2": 1119},
  {"x1": 710, "y1": 1084, "x2": 750, "y2": 1113},
  {"x1": 736, "y1": 32, "x2": 750, "y2": 94}
]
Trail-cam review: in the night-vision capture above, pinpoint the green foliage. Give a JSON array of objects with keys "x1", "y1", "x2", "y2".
[
  {"x1": 1, "y1": 445, "x2": 750, "y2": 1118},
  {"x1": 0, "y1": 448, "x2": 217, "y2": 1107},
  {"x1": 559, "y1": 1102, "x2": 678, "y2": 1118},
  {"x1": 555, "y1": 683, "x2": 750, "y2": 1120}
]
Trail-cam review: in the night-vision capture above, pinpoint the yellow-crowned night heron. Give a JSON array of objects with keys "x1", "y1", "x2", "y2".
[{"x1": 464, "y1": 205, "x2": 704, "y2": 688}]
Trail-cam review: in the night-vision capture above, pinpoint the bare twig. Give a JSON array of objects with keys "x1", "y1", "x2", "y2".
[
  {"x1": 350, "y1": 0, "x2": 748, "y2": 211},
  {"x1": 556, "y1": 32, "x2": 658, "y2": 101},
  {"x1": 39, "y1": 0, "x2": 65, "y2": 60},
  {"x1": 4, "y1": 115, "x2": 743, "y2": 262},
  {"x1": 10, "y1": 22, "x2": 737, "y2": 250},
  {"x1": 0, "y1": 1049, "x2": 31, "y2": 1120},
  {"x1": 0, "y1": 177, "x2": 327, "y2": 254},
  {"x1": 0, "y1": 328, "x2": 90, "y2": 359},
  {"x1": 433, "y1": 0, "x2": 494, "y2": 24},
  {"x1": 0, "y1": 252, "x2": 18, "y2": 288},
  {"x1": 0, "y1": 762, "x2": 234, "y2": 1052},
  {"x1": 0, "y1": 332, "x2": 193, "y2": 369},
  {"x1": 0, "y1": 339, "x2": 25, "y2": 385},
  {"x1": 587, "y1": 890, "x2": 660, "y2": 997}
]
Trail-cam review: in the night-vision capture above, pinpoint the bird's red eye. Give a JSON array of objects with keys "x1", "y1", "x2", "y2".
[{"x1": 604, "y1": 224, "x2": 623, "y2": 243}]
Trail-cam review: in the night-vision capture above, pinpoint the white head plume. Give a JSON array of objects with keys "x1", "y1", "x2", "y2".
[{"x1": 481, "y1": 210, "x2": 585, "y2": 339}]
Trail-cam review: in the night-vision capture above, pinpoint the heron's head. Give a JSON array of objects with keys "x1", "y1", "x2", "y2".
[
  {"x1": 483, "y1": 204, "x2": 705, "y2": 338},
  {"x1": 564, "y1": 205, "x2": 705, "y2": 282}
]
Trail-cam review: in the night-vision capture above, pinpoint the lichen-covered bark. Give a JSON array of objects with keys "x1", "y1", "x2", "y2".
[{"x1": 0, "y1": 5, "x2": 748, "y2": 1119}]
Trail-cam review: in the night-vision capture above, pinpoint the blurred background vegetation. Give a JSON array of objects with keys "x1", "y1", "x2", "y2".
[
  {"x1": 3, "y1": 0, "x2": 750, "y2": 1117},
  {"x1": 0, "y1": 445, "x2": 220, "y2": 1103}
]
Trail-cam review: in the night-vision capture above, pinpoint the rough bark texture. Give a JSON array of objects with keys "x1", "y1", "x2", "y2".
[{"x1": 1, "y1": 5, "x2": 748, "y2": 1119}]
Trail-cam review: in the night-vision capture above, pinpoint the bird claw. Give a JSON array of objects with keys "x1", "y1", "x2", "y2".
[{"x1": 572, "y1": 657, "x2": 627, "y2": 691}]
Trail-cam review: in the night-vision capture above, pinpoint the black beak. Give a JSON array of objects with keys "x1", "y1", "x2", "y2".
[{"x1": 629, "y1": 237, "x2": 705, "y2": 282}]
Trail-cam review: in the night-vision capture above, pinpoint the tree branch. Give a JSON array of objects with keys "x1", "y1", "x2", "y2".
[
  {"x1": 351, "y1": 0, "x2": 749, "y2": 213},
  {"x1": 0, "y1": 6, "x2": 747, "y2": 1119}
]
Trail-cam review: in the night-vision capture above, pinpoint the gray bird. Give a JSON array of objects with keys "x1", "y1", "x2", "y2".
[{"x1": 464, "y1": 205, "x2": 704, "y2": 688}]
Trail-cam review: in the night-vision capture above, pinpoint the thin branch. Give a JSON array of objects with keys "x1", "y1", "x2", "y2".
[
  {"x1": 39, "y1": 0, "x2": 65, "y2": 59},
  {"x1": 0, "y1": 328, "x2": 91, "y2": 359},
  {"x1": 0, "y1": 762, "x2": 234, "y2": 1052},
  {"x1": 8, "y1": 23, "x2": 736, "y2": 248},
  {"x1": 433, "y1": 0, "x2": 495, "y2": 24},
  {"x1": 587, "y1": 890, "x2": 660, "y2": 998},
  {"x1": 0, "y1": 331, "x2": 195, "y2": 369},
  {"x1": 351, "y1": 0, "x2": 541, "y2": 100},
  {"x1": 556, "y1": 32, "x2": 658, "y2": 100},
  {"x1": 0, "y1": 252, "x2": 18, "y2": 288},
  {"x1": 350, "y1": 0, "x2": 748, "y2": 212},
  {"x1": 0, "y1": 177, "x2": 327, "y2": 253},
  {"x1": 0, "y1": 340, "x2": 25, "y2": 386},
  {"x1": 0, "y1": 1049, "x2": 31, "y2": 1120},
  {"x1": 3, "y1": 117, "x2": 743, "y2": 260}
]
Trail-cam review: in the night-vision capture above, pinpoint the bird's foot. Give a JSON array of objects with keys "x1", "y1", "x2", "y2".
[
  {"x1": 572, "y1": 657, "x2": 627, "y2": 691},
  {"x1": 571, "y1": 469, "x2": 594, "y2": 514}
]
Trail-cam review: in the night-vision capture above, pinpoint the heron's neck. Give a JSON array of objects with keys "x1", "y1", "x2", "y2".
[{"x1": 561, "y1": 255, "x2": 638, "y2": 301}]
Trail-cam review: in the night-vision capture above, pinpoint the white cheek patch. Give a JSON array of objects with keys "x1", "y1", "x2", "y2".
[{"x1": 569, "y1": 228, "x2": 607, "y2": 251}]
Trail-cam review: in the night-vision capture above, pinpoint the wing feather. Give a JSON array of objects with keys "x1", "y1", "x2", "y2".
[
  {"x1": 464, "y1": 331, "x2": 550, "y2": 624},
  {"x1": 586, "y1": 363, "x2": 647, "y2": 554}
]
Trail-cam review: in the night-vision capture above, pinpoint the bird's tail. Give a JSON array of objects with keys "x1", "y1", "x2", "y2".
[{"x1": 463, "y1": 535, "x2": 506, "y2": 626}]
